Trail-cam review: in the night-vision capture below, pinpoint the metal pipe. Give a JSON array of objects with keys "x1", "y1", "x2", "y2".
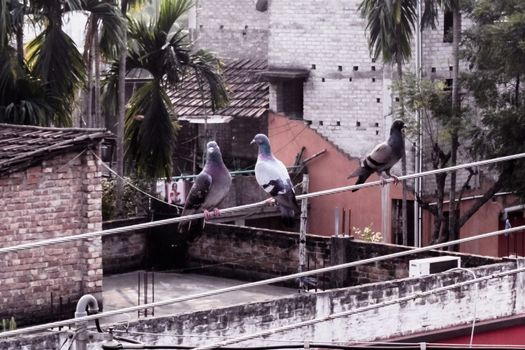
[{"x1": 74, "y1": 294, "x2": 99, "y2": 350}]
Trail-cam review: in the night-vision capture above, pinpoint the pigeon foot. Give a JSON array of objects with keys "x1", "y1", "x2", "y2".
[
  {"x1": 264, "y1": 198, "x2": 277, "y2": 206},
  {"x1": 203, "y1": 209, "x2": 212, "y2": 219},
  {"x1": 213, "y1": 208, "x2": 221, "y2": 217},
  {"x1": 391, "y1": 175, "x2": 400, "y2": 186}
]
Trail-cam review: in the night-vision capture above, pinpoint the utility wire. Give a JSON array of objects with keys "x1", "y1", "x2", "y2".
[
  {"x1": 1, "y1": 224, "x2": 524, "y2": 339},
  {"x1": 193, "y1": 265, "x2": 525, "y2": 350},
  {"x1": 1, "y1": 152, "x2": 524, "y2": 256}
]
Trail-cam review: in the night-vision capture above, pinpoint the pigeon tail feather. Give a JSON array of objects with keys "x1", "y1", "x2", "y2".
[
  {"x1": 279, "y1": 205, "x2": 296, "y2": 227},
  {"x1": 351, "y1": 168, "x2": 373, "y2": 192}
]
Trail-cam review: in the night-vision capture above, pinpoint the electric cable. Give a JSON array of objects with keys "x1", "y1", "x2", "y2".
[
  {"x1": 192, "y1": 265, "x2": 525, "y2": 350},
  {"x1": 1, "y1": 233, "x2": 524, "y2": 339},
  {"x1": 1, "y1": 152, "x2": 525, "y2": 256}
]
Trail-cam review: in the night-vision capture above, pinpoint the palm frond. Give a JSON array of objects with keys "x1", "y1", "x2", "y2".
[
  {"x1": 156, "y1": 0, "x2": 192, "y2": 35},
  {"x1": 189, "y1": 50, "x2": 229, "y2": 112},
  {"x1": 125, "y1": 80, "x2": 178, "y2": 179},
  {"x1": 26, "y1": 25, "x2": 85, "y2": 124},
  {"x1": 84, "y1": 0, "x2": 127, "y2": 59}
]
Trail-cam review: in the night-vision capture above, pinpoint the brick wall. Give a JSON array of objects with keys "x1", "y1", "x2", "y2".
[
  {"x1": 192, "y1": 0, "x2": 268, "y2": 60},
  {"x1": 0, "y1": 151, "x2": 103, "y2": 326},
  {"x1": 187, "y1": 223, "x2": 500, "y2": 288}
]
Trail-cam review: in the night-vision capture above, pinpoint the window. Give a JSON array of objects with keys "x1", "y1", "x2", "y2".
[{"x1": 443, "y1": 10, "x2": 453, "y2": 43}]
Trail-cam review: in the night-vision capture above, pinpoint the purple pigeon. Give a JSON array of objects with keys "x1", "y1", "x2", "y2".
[
  {"x1": 178, "y1": 141, "x2": 232, "y2": 233},
  {"x1": 251, "y1": 134, "x2": 299, "y2": 227}
]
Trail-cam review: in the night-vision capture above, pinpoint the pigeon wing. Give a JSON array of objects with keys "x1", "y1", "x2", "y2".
[
  {"x1": 255, "y1": 158, "x2": 290, "y2": 196},
  {"x1": 366, "y1": 142, "x2": 394, "y2": 171},
  {"x1": 183, "y1": 172, "x2": 212, "y2": 211}
]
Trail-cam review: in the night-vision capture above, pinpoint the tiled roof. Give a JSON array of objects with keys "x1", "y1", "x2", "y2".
[
  {"x1": 0, "y1": 124, "x2": 113, "y2": 177},
  {"x1": 170, "y1": 58, "x2": 269, "y2": 119}
]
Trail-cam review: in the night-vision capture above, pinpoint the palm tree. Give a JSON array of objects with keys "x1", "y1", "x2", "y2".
[
  {"x1": 359, "y1": 0, "x2": 417, "y2": 245},
  {"x1": 104, "y1": 0, "x2": 228, "y2": 179},
  {"x1": 0, "y1": 0, "x2": 125, "y2": 127},
  {"x1": 82, "y1": 0, "x2": 128, "y2": 128}
]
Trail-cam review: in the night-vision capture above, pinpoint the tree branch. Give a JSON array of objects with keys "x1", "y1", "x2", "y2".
[
  {"x1": 458, "y1": 166, "x2": 512, "y2": 228},
  {"x1": 456, "y1": 167, "x2": 477, "y2": 207}
]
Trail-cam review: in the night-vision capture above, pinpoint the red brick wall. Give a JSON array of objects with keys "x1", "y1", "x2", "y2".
[{"x1": 0, "y1": 150, "x2": 103, "y2": 326}]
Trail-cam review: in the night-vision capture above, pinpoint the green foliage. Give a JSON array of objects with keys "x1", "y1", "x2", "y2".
[
  {"x1": 102, "y1": 176, "x2": 149, "y2": 221},
  {"x1": 462, "y1": 0, "x2": 525, "y2": 197},
  {"x1": 103, "y1": 0, "x2": 228, "y2": 179},
  {"x1": 359, "y1": 0, "x2": 417, "y2": 64},
  {"x1": 125, "y1": 80, "x2": 179, "y2": 179},
  {"x1": 0, "y1": 0, "x2": 124, "y2": 126}
]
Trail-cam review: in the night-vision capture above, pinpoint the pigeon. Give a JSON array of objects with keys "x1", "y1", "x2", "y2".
[
  {"x1": 251, "y1": 134, "x2": 299, "y2": 227},
  {"x1": 178, "y1": 141, "x2": 232, "y2": 234},
  {"x1": 348, "y1": 119, "x2": 405, "y2": 192}
]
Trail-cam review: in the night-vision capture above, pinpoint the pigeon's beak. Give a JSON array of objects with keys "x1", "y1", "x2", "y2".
[
  {"x1": 250, "y1": 139, "x2": 255, "y2": 145},
  {"x1": 208, "y1": 147, "x2": 214, "y2": 153}
]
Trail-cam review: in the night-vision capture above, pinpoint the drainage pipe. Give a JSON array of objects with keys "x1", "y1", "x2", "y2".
[{"x1": 75, "y1": 294, "x2": 99, "y2": 350}]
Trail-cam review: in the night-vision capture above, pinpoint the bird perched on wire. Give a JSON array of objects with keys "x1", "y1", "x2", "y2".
[
  {"x1": 348, "y1": 119, "x2": 405, "y2": 192},
  {"x1": 178, "y1": 141, "x2": 232, "y2": 234},
  {"x1": 251, "y1": 133, "x2": 299, "y2": 227}
]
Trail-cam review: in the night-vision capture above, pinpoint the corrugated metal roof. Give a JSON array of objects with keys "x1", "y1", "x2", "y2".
[
  {"x1": 0, "y1": 124, "x2": 113, "y2": 177},
  {"x1": 169, "y1": 58, "x2": 269, "y2": 120}
]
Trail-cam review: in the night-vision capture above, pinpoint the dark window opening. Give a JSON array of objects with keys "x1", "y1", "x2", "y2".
[
  {"x1": 443, "y1": 10, "x2": 453, "y2": 43},
  {"x1": 349, "y1": 77, "x2": 353, "y2": 82},
  {"x1": 336, "y1": 121, "x2": 341, "y2": 126},
  {"x1": 321, "y1": 77, "x2": 325, "y2": 82},
  {"x1": 319, "y1": 120, "x2": 324, "y2": 126},
  {"x1": 311, "y1": 64, "x2": 316, "y2": 70},
  {"x1": 392, "y1": 199, "x2": 415, "y2": 246},
  {"x1": 372, "y1": 77, "x2": 376, "y2": 82},
  {"x1": 376, "y1": 97, "x2": 381, "y2": 103},
  {"x1": 444, "y1": 78, "x2": 453, "y2": 91},
  {"x1": 431, "y1": 67, "x2": 436, "y2": 73},
  {"x1": 353, "y1": 66, "x2": 359, "y2": 71},
  {"x1": 338, "y1": 65, "x2": 343, "y2": 71},
  {"x1": 371, "y1": 66, "x2": 376, "y2": 71},
  {"x1": 356, "y1": 121, "x2": 361, "y2": 127},
  {"x1": 274, "y1": 80, "x2": 304, "y2": 120}
]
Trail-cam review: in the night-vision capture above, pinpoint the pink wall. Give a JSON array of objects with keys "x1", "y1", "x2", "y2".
[
  {"x1": 421, "y1": 186, "x2": 522, "y2": 257},
  {"x1": 269, "y1": 112, "x2": 404, "y2": 239}
]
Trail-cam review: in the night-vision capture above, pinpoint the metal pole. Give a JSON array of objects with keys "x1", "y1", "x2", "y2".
[
  {"x1": 414, "y1": 0, "x2": 423, "y2": 248},
  {"x1": 298, "y1": 174, "x2": 309, "y2": 291}
]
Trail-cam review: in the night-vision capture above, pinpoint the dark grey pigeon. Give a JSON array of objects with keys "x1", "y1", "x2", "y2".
[
  {"x1": 251, "y1": 134, "x2": 299, "y2": 227},
  {"x1": 348, "y1": 119, "x2": 405, "y2": 192},
  {"x1": 178, "y1": 141, "x2": 232, "y2": 234}
]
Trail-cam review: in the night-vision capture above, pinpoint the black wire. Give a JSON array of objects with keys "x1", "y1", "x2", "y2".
[
  {"x1": 117, "y1": 343, "x2": 522, "y2": 350},
  {"x1": 119, "y1": 344, "x2": 424, "y2": 350},
  {"x1": 95, "y1": 318, "x2": 104, "y2": 333}
]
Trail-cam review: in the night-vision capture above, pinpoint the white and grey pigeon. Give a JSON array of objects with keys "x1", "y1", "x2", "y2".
[
  {"x1": 178, "y1": 141, "x2": 232, "y2": 234},
  {"x1": 348, "y1": 119, "x2": 405, "y2": 192},
  {"x1": 251, "y1": 134, "x2": 299, "y2": 227}
]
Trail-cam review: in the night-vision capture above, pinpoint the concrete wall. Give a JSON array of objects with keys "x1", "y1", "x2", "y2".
[
  {"x1": 187, "y1": 223, "x2": 500, "y2": 289},
  {"x1": 191, "y1": 0, "x2": 268, "y2": 60},
  {"x1": 102, "y1": 217, "x2": 149, "y2": 275},
  {"x1": 0, "y1": 151, "x2": 103, "y2": 326},
  {"x1": 12, "y1": 260, "x2": 521, "y2": 349}
]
